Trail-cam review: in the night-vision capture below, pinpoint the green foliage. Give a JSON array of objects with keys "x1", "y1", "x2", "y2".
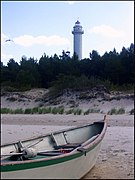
[
  {"x1": 45, "y1": 107, "x2": 52, "y2": 113},
  {"x1": 50, "y1": 74, "x2": 113, "y2": 95},
  {"x1": 13, "y1": 108, "x2": 24, "y2": 114},
  {"x1": 1, "y1": 108, "x2": 12, "y2": 114},
  {"x1": 42, "y1": 108, "x2": 48, "y2": 114},
  {"x1": 31, "y1": 107, "x2": 39, "y2": 114},
  {"x1": 65, "y1": 108, "x2": 82, "y2": 115},
  {"x1": 83, "y1": 109, "x2": 100, "y2": 115},
  {"x1": 1, "y1": 44, "x2": 134, "y2": 91},
  {"x1": 38, "y1": 108, "x2": 43, "y2": 114},
  {"x1": 117, "y1": 108, "x2": 125, "y2": 114},
  {"x1": 1, "y1": 106, "x2": 64, "y2": 115},
  {"x1": 90, "y1": 109, "x2": 100, "y2": 113},
  {"x1": 110, "y1": 84, "x2": 134, "y2": 91},
  {"x1": 36, "y1": 107, "x2": 52, "y2": 114},
  {"x1": 50, "y1": 106, "x2": 65, "y2": 114},
  {"x1": 1, "y1": 106, "x2": 130, "y2": 115},
  {"x1": 107, "y1": 108, "x2": 117, "y2": 115},
  {"x1": 24, "y1": 108, "x2": 32, "y2": 114},
  {"x1": 84, "y1": 109, "x2": 90, "y2": 115},
  {"x1": 65, "y1": 109, "x2": 74, "y2": 114},
  {"x1": 129, "y1": 109, "x2": 134, "y2": 115},
  {"x1": 107, "y1": 108, "x2": 125, "y2": 115},
  {"x1": 51, "y1": 107, "x2": 58, "y2": 114},
  {"x1": 58, "y1": 107, "x2": 64, "y2": 114},
  {"x1": 1, "y1": 85, "x2": 19, "y2": 93},
  {"x1": 73, "y1": 108, "x2": 82, "y2": 115}
]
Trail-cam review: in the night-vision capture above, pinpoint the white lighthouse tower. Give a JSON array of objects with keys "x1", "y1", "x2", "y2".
[{"x1": 72, "y1": 20, "x2": 84, "y2": 60}]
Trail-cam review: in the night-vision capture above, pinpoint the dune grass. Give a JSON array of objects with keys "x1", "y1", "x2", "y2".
[
  {"x1": 1, "y1": 107, "x2": 132, "y2": 115},
  {"x1": 1, "y1": 108, "x2": 12, "y2": 114},
  {"x1": 107, "y1": 108, "x2": 125, "y2": 115},
  {"x1": 129, "y1": 109, "x2": 134, "y2": 115},
  {"x1": 83, "y1": 109, "x2": 100, "y2": 115}
]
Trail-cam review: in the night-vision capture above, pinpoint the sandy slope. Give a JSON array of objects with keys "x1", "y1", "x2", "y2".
[{"x1": 1, "y1": 88, "x2": 134, "y2": 114}]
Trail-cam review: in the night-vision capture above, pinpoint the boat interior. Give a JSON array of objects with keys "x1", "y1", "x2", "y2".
[{"x1": 1, "y1": 121, "x2": 104, "y2": 162}]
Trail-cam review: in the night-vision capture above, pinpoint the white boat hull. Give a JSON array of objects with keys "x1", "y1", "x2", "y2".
[{"x1": 2, "y1": 142, "x2": 102, "y2": 179}]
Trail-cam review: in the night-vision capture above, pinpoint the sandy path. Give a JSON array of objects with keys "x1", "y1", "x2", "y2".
[
  {"x1": 1, "y1": 114, "x2": 134, "y2": 179},
  {"x1": 1, "y1": 113, "x2": 134, "y2": 127}
]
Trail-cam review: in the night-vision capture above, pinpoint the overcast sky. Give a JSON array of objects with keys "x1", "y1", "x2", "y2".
[{"x1": 1, "y1": 1, "x2": 134, "y2": 65}]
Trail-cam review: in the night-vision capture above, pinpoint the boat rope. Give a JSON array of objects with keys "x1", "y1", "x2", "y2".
[{"x1": 26, "y1": 139, "x2": 43, "y2": 149}]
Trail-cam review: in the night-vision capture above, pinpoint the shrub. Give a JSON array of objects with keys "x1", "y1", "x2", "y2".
[
  {"x1": 58, "y1": 107, "x2": 64, "y2": 114},
  {"x1": 107, "y1": 107, "x2": 125, "y2": 115},
  {"x1": 129, "y1": 109, "x2": 134, "y2": 115},
  {"x1": 107, "y1": 108, "x2": 117, "y2": 115},
  {"x1": 14, "y1": 108, "x2": 24, "y2": 114},
  {"x1": 46, "y1": 107, "x2": 52, "y2": 113},
  {"x1": 41, "y1": 108, "x2": 48, "y2": 114},
  {"x1": 65, "y1": 109, "x2": 74, "y2": 115},
  {"x1": 51, "y1": 107, "x2": 58, "y2": 114},
  {"x1": 1, "y1": 85, "x2": 18, "y2": 92},
  {"x1": 84, "y1": 109, "x2": 90, "y2": 115},
  {"x1": 24, "y1": 108, "x2": 32, "y2": 114},
  {"x1": 89, "y1": 109, "x2": 100, "y2": 113},
  {"x1": 38, "y1": 108, "x2": 43, "y2": 114},
  {"x1": 40, "y1": 107, "x2": 52, "y2": 114},
  {"x1": 117, "y1": 108, "x2": 125, "y2": 114},
  {"x1": 32, "y1": 107, "x2": 39, "y2": 114},
  {"x1": 1, "y1": 108, "x2": 11, "y2": 114},
  {"x1": 73, "y1": 108, "x2": 82, "y2": 115}
]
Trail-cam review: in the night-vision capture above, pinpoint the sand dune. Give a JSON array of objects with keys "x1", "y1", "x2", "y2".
[{"x1": 1, "y1": 88, "x2": 134, "y2": 114}]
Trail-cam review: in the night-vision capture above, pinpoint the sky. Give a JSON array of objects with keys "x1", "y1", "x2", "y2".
[{"x1": 1, "y1": 1, "x2": 134, "y2": 65}]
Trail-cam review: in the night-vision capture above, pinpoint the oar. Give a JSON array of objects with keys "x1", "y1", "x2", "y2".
[
  {"x1": 1, "y1": 148, "x2": 73, "y2": 158},
  {"x1": 69, "y1": 134, "x2": 99, "y2": 154},
  {"x1": 25, "y1": 139, "x2": 44, "y2": 149}
]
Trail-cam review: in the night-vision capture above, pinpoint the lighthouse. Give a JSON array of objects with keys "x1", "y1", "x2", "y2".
[{"x1": 72, "y1": 20, "x2": 84, "y2": 60}]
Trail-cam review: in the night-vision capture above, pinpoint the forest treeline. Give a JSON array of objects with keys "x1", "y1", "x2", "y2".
[{"x1": 1, "y1": 43, "x2": 134, "y2": 92}]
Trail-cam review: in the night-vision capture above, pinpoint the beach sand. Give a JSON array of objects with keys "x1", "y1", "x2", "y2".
[{"x1": 1, "y1": 114, "x2": 134, "y2": 179}]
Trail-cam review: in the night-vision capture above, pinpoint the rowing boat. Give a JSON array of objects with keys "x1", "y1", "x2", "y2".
[{"x1": 1, "y1": 115, "x2": 107, "y2": 179}]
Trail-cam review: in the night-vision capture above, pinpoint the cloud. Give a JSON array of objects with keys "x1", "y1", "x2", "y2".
[
  {"x1": 88, "y1": 25, "x2": 125, "y2": 38},
  {"x1": 1, "y1": 33, "x2": 7, "y2": 41},
  {"x1": 13, "y1": 35, "x2": 70, "y2": 47}
]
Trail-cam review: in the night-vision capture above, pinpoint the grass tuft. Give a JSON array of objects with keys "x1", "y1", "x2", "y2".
[
  {"x1": 14, "y1": 108, "x2": 24, "y2": 114},
  {"x1": 107, "y1": 107, "x2": 125, "y2": 115},
  {"x1": 24, "y1": 108, "x2": 32, "y2": 114},
  {"x1": 129, "y1": 109, "x2": 134, "y2": 115}
]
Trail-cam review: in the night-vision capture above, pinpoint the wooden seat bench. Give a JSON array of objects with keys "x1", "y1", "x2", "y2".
[{"x1": 54, "y1": 143, "x2": 81, "y2": 149}]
